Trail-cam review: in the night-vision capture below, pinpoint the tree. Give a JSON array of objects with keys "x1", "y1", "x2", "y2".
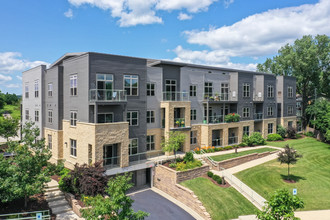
[
  {"x1": 161, "y1": 131, "x2": 186, "y2": 160},
  {"x1": 257, "y1": 189, "x2": 304, "y2": 220},
  {"x1": 257, "y1": 35, "x2": 330, "y2": 128},
  {"x1": 0, "y1": 122, "x2": 52, "y2": 207},
  {"x1": 0, "y1": 117, "x2": 19, "y2": 141},
  {"x1": 278, "y1": 145, "x2": 302, "y2": 180},
  {"x1": 81, "y1": 173, "x2": 149, "y2": 220},
  {"x1": 0, "y1": 91, "x2": 5, "y2": 110}
]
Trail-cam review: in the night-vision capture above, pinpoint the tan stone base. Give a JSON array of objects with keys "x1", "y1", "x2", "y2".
[
  {"x1": 279, "y1": 116, "x2": 297, "y2": 129},
  {"x1": 44, "y1": 128, "x2": 63, "y2": 165}
]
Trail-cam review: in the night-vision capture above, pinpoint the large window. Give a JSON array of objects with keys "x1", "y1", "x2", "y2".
[
  {"x1": 288, "y1": 86, "x2": 293, "y2": 98},
  {"x1": 48, "y1": 110, "x2": 53, "y2": 123},
  {"x1": 288, "y1": 121, "x2": 293, "y2": 128},
  {"x1": 267, "y1": 106, "x2": 274, "y2": 116},
  {"x1": 96, "y1": 74, "x2": 113, "y2": 100},
  {"x1": 35, "y1": 110, "x2": 39, "y2": 122},
  {"x1": 25, "y1": 109, "x2": 29, "y2": 120},
  {"x1": 124, "y1": 75, "x2": 138, "y2": 96},
  {"x1": 70, "y1": 75, "x2": 77, "y2": 96},
  {"x1": 146, "y1": 135, "x2": 155, "y2": 151},
  {"x1": 25, "y1": 83, "x2": 29, "y2": 98},
  {"x1": 98, "y1": 113, "x2": 113, "y2": 123},
  {"x1": 48, "y1": 135, "x2": 52, "y2": 149},
  {"x1": 48, "y1": 83, "x2": 53, "y2": 97},
  {"x1": 221, "y1": 83, "x2": 229, "y2": 100},
  {"x1": 34, "y1": 80, "x2": 39, "y2": 98},
  {"x1": 243, "y1": 83, "x2": 250, "y2": 97},
  {"x1": 268, "y1": 123, "x2": 273, "y2": 134},
  {"x1": 70, "y1": 111, "x2": 77, "y2": 126},
  {"x1": 267, "y1": 85, "x2": 274, "y2": 98},
  {"x1": 242, "y1": 107, "x2": 250, "y2": 118},
  {"x1": 127, "y1": 111, "x2": 138, "y2": 126},
  {"x1": 243, "y1": 126, "x2": 250, "y2": 136},
  {"x1": 70, "y1": 139, "x2": 77, "y2": 157},
  {"x1": 147, "y1": 82, "x2": 155, "y2": 96},
  {"x1": 190, "y1": 85, "x2": 197, "y2": 97},
  {"x1": 129, "y1": 138, "x2": 138, "y2": 155},
  {"x1": 190, "y1": 131, "x2": 197, "y2": 145},
  {"x1": 204, "y1": 82, "x2": 213, "y2": 98},
  {"x1": 191, "y1": 109, "x2": 197, "y2": 120},
  {"x1": 288, "y1": 106, "x2": 294, "y2": 115},
  {"x1": 146, "y1": 110, "x2": 155, "y2": 123}
]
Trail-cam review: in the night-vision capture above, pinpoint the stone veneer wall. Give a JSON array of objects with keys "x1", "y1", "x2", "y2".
[
  {"x1": 154, "y1": 165, "x2": 211, "y2": 219},
  {"x1": 262, "y1": 118, "x2": 278, "y2": 139},
  {"x1": 44, "y1": 128, "x2": 63, "y2": 164},
  {"x1": 280, "y1": 116, "x2": 297, "y2": 129},
  {"x1": 146, "y1": 128, "x2": 164, "y2": 157}
]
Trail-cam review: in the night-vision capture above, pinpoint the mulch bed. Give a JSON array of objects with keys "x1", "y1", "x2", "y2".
[
  {"x1": 162, "y1": 162, "x2": 177, "y2": 171},
  {"x1": 0, "y1": 194, "x2": 56, "y2": 219},
  {"x1": 51, "y1": 174, "x2": 61, "y2": 182},
  {"x1": 203, "y1": 174, "x2": 231, "y2": 188},
  {"x1": 283, "y1": 179, "x2": 297, "y2": 184},
  {"x1": 74, "y1": 195, "x2": 86, "y2": 208}
]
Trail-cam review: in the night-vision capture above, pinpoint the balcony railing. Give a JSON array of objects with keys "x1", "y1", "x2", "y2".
[
  {"x1": 253, "y1": 92, "x2": 263, "y2": 101},
  {"x1": 103, "y1": 156, "x2": 120, "y2": 168},
  {"x1": 212, "y1": 138, "x2": 223, "y2": 147},
  {"x1": 90, "y1": 89, "x2": 127, "y2": 102},
  {"x1": 254, "y1": 113, "x2": 263, "y2": 120},
  {"x1": 162, "y1": 92, "x2": 189, "y2": 101},
  {"x1": 129, "y1": 152, "x2": 147, "y2": 165},
  {"x1": 209, "y1": 115, "x2": 224, "y2": 124},
  {"x1": 228, "y1": 136, "x2": 238, "y2": 145},
  {"x1": 204, "y1": 93, "x2": 229, "y2": 101},
  {"x1": 174, "y1": 118, "x2": 185, "y2": 128}
]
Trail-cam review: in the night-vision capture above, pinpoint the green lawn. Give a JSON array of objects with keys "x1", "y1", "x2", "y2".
[
  {"x1": 1, "y1": 104, "x2": 21, "y2": 120},
  {"x1": 236, "y1": 138, "x2": 330, "y2": 210},
  {"x1": 181, "y1": 177, "x2": 257, "y2": 220},
  {"x1": 211, "y1": 147, "x2": 278, "y2": 162}
]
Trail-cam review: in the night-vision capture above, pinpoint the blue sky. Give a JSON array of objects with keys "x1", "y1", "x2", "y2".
[{"x1": 0, "y1": 0, "x2": 329, "y2": 94}]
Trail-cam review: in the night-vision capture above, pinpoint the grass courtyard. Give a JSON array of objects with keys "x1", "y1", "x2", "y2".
[
  {"x1": 2, "y1": 104, "x2": 21, "y2": 120},
  {"x1": 235, "y1": 138, "x2": 330, "y2": 210},
  {"x1": 181, "y1": 177, "x2": 257, "y2": 220},
  {"x1": 211, "y1": 147, "x2": 278, "y2": 162}
]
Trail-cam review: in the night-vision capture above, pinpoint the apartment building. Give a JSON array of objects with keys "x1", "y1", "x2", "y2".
[{"x1": 22, "y1": 52, "x2": 296, "y2": 187}]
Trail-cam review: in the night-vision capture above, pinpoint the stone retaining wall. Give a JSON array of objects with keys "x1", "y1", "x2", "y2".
[{"x1": 64, "y1": 192, "x2": 89, "y2": 218}]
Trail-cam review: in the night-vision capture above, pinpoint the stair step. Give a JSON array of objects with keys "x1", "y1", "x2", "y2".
[
  {"x1": 45, "y1": 187, "x2": 60, "y2": 193},
  {"x1": 48, "y1": 199, "x2": 69, "y2": 208},
  {"x1": 51, "y1": 205, "x2": 72, "y2": 215},
  {"x1": 46, "y1": 195, "x2": 65, "y2": 203},
  {"x1": 56, "y1": 211, "x2": 83, "y2": 220},
  {"x1": 45, "y1": 191, "x2": 64, "y2": 198},
  {"x1": 45, "y1": 185, "x2": 59, "y2": 189}
]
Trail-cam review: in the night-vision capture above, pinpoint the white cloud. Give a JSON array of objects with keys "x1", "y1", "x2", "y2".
[
  {"x1": 16, "y1": 75, "x2": 22, "y2": 80},
  {"x1": 173, "y1": 0, "x2": 330, "y2": 70},
  {"x1": 223, "y1": 0, "x2": 234, "y2": 8},
  {"x1": 6, "y1": 84, "x2": 20, "y2": 88},
  {"x1": 0, "y1": 74, "x2": 12, "y2": 84},
  {"x1": 64, "y1": 9, "x2": 74, "y2": 18},
  {"x1": 177, "y1": 13, "x2": 192, "y2": 21},
  {"x1": 68, "y1": 0, "x2": 218, "y2": 26},
  {"x1": 0, "y1": 52, "x2": 49, "y2": 74}
]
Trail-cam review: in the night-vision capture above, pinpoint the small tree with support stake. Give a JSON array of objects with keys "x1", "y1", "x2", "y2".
[
  {"x1": 161, "y1": 131, "x2": 186, "y2": 161},
  {"x1": 278, "y1": 145, "x2": 302, "y2": 180}
]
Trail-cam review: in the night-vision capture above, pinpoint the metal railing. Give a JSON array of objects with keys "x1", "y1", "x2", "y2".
[
  {"x1": 89, "y1": 89, "x2": 127, "y2": 102},
  {"x1": 162, "y1": 92, "x2": 189, "y2": 101},
  {"x1": 0, "y1": 210, "x2": 51, "y2": 220},
  {"x1": 208, "y1": 115, "x2": 224, "y2": 124},
  {"x1": 228, "y1": 136, "x2": 238, "y2": 145},
  {"x1": 103, "y1": 156, "x2": 120, "y2": 168},
  {"x1": 204, "y1": 93, "x2": 229, "y2": 101},
  {"x1": 253, "y1": 93, "x2": 263, "y2": 102},
  {"x1": 174, "y1": 118, "x2": 185, "y2": 128},
  {"x1": 212, "y1": 138, "x2": 223, "y2": 147},
  {"x1": 129, "y1": 152, "x2": 147, "y2": 165},
  {"x1": 200, "y1": 149, "x2": 218, "y2": 167},
  {"x1": 221, "y1": 169, "x2": 266, "y2": 209},
  {"x1": 254, "y1": 113, "x2": 263, "y2": 120}
]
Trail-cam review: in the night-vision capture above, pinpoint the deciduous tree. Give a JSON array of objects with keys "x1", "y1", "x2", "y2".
[
  {"x1": 278, "y1": 145, "x2": 302, "y2": 180},
  {"x1": 161, "y1": 131, "x2": 186, "y2": 160},
  {"x1": 0, "y1": 117, "x2": 19, "y2": 141}
]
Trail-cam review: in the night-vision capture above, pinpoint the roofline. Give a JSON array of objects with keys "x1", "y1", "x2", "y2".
[
  {"x1": 22, "y1": 64, "x2": 46, "y2": 74},
  {"x1": 49, "y1": 52, "x2": 87, "y2": 68}
]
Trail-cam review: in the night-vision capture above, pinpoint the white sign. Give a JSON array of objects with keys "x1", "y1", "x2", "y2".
[
  {"x1": 293, "y1": 188, "x2": 297, "y2": 195},
  {"x1": 36, "y1": 213, "x2": 42, "y2": 220}
]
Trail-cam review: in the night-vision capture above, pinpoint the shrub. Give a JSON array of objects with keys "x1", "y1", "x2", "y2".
[
  {"x1": 59, "y1": 168, "x2": 72, "y2": 193},
  {"x1": 207, "y1": 171, "x2": 214, "y2": 178},
  {"x1": 267, "y1": 134, "x2": 284, "y2": 141},
  {"x1": 216, "y1": 178, "x2": 222, "y2": 185},
  {"x1": 176, "y1": 160, "x2": 202, "y2": 171},
  {"x1": 176, "y1": 162, "x2": 186, "y2": 171},
  {"x1": 212, "y1": 174, "x2": 222, "y2": 184},
  {"x1": 183, "y1": 152, "x2": 194, "y2": 163},
  {"x1": 304, "y1": 131, "x2": 314, "y2": 137},
  {"x1": 176, "y1": 158, "x2": 183, "y2": 163},
  {"x1": 277, "y1": 125, "x2": 287, "y2": 138},
  {"x1": 169, "y1": 163, "x2": 177, "y2": 168},
  {"x1": 243, "y1": 132, "x2": 266, "y2": 146},
  {"x1": 296, "y1": 134, "x2": 302, "y2": 139},
  {"x1": 239, "y1": 142, "x2": 246, "y2": 147},
  {"x1": 286, "y1": 126, "x2": 297, "y2": 139},
  {"x1": 225, "y1": 113, "x2": 240, "y2": 122},
  {"x1": 224, "y1": 146, "x2": 233, "y2": 150}
]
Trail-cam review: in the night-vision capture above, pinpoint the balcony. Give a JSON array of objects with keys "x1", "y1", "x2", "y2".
[
  {"x1": 103, "y1": 156, "x2": 120, "y2": 168},
  {"x1": 89, "y1": 89, "x2": 127, "y2": 102},
  {"x1": 162, "y1": 92, "x2": 189, "y2": 101},
  {"x1": 254, "y1": 113, "x2": 263, "y2": 120},
  {"x1": 208, "y1": 115, "x2": 224, "y2": 124},
  {"x1": 174, "y1": 118, "x2": 186, "y2": 128},
  {"x1": 212, "y1": 138, "x2": 223, "y2": 147},
  {"x1": 253, "y1": 93, "x2": 263, "y2": 102},
  {"x1": 204, "y1": 93, "x2": 229, "y2": 101}
]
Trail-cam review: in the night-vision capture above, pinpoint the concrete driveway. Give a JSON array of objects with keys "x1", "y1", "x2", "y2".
[{"x1": 130, "y1": 189, "x2": 195, "y2": 220}]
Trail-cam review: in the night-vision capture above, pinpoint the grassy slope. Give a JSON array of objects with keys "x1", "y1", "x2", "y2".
[
  {"x1": 181, "y1": 177, "x2": 257, "y2": 220},
  {"x1": 236, "y1": 138, "x2": 330, "y2": 210},
  {"x1": 211, "y1": 147, "x2": 278, "y2": 162},
  {"x1": 2, "y1": 104, "x2": 20, "y2": 120}
]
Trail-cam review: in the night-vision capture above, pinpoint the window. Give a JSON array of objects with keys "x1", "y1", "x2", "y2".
[
  {"x1": 221, "y1": 83, "x2": 229, "y2": 100},
  {"x1": 190, "y1": 131, "x2": 197, "y2": 144},
  {"x1": 146, "y1": 110, "x2": 155, "y2": 123},
  {"x1": 243, "y1": 126, "x2": 250, "y2": 136},
  {"x1": 147, "y1": 82, "x2": 155, "y2": 96},
  {"x1": 288, "y1": 86, "x2": 293, "y2": 98},
  {"x1": 34, "y1": 80, "x2": 39, "y2": 98},
  {"x1": 190, "y1": 85, "x2": 197, "y2": 97},
  {"x1": 267, "y1": 85, "x2": 274, "y2": 98},
  {"x1": 35, "y1": 110, "x2": 39, "y2": 122},
  {"x1": 288, "y1": 121, "x2": 293, "y2": 128},
  {"x1": 268, "y1": 123, "x2": 273, "y2": 134},
  {"x1": 70, "y1": 75, "x2": 77, "y2": 96},
  {"x1": 48, "y1": 83, "x2": 53, "y2": 97},
  {"x1": 242, "y1": 107, "x2": 250, "y2": 118},
  {"x1": 70, "y1": 111, "x2": 77, "y2": 126},
  {"x1": 243, "y1": 83, "x2": 250, "y2": 97},
  {"x1": 25, "y1": 83, "x2": 29, "y2": 98},
  {"x1": 48, "y1": 110, "x2": 53, "y2": 123},
  {"x1": 204, "y1": 82, "x2": 213, "y2": 98},
  {"x1": 267, "y1": 106, "x2": 274, "y2": 116},
  {"x1": 288, "y1": 106, "x2": 294, "y2": 115},
  {"x1": 129, "y1": 138, "x2": 138, "y2": 155},
  {"x1": 124, "y1": 75, "x2": 138, "y2": 96},
  {"x1": 127, "y1": 111, "x2": 138, "y2": 126},
  {"x1": 191, "y1": 109, "x2": 197, "y2": 120},
  {"x1": 48, "y1": 135, "x2": 52, "y2": 149},
  {"x1": 146, "y1": 135, "x2": 155, "y2": 151},
  {"x1": 25, "y1": 109, "x2": 29, "y2": 120},
  {"x1": 70, "y1": 139, "x2": 77, "y2": 157},
  {"x1": 98, "y1": 113, "x2": 113, "y2": 123}
]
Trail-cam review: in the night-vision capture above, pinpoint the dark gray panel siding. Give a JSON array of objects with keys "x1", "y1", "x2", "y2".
[
  {"x1": 263, "y1": 74, "x2": 277, "y2": 119},
  {"x1": 282, "y1": 76, "x2": 296, "y2": 117},
  {"x1": 161, "y1": 65, "x2": 181, "y2": 92},
  {"x1": 237, "y1": 72, "x2": 254, "y2": 121}
]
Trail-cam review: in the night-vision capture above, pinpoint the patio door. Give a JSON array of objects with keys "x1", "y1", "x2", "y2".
[
  {"x1": 165, "y1": 79, "x2": 176, "y2": 101},
  {"x1": 97, "y1": 74, "x2": 113, "y2": 100},
  {"x1": 103, "y1": 144, "x2": 118, "y2": 166}
]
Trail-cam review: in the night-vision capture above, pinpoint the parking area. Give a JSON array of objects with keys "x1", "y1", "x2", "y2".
[{"x1": 130, "y1": 189, "x2": 195, "y2": 220}]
